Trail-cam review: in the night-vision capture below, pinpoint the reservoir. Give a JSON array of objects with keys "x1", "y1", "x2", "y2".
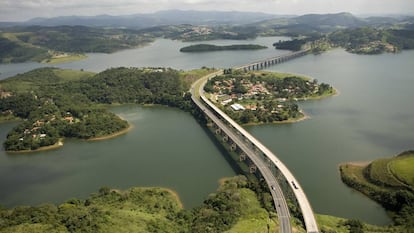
[{"x1": 1, "y1": 37, "x2": 413, "y2": 225}]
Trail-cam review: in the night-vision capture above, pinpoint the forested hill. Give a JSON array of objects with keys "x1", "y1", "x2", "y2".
[{"x1": 0, "y1": 67, "x2": 201, "y2": 151}]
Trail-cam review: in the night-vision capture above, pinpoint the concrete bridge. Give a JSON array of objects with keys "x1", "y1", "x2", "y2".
[
  {"x1": 236, "y1": 49, "x2": 310, "y2": 71},
  {"x1": 190, "y1": 50, "x2": 319, "y2": 233}
]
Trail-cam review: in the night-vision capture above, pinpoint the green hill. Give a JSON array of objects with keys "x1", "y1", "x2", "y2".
[
  {"x1": 340, "y1": 151, "x2": 414, "y2": 229},
  {"x1": 0, "y1": 176, "x2": 282, "y2": 233}
]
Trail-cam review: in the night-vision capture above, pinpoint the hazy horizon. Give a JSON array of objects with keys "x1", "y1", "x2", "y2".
[{"x1": 1, "y1": 0, "x2": 414, "y2": 22}]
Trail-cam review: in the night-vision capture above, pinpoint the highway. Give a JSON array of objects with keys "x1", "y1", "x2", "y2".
[
  {"x1": 191, "y1": 71, "x2": 291, "y2": 233},
  {"x1": 190, "y1": 62, "x2": 319, "y2": 233}
]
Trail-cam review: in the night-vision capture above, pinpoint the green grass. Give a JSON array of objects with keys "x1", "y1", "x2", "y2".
[
  {"x1": 250, "y1": 71, "x2": 311, "y2": 80},
  {"x1": 0, "y1": 68, "x2": 95, "y2": 93},
  {"x1": 368, "y1": 158, "x2": 405, "y2": 188},
  {"x1": 224, "y1": 188, "x2": 277, "y2": 233},
  {"x1": 317, "y1": 214, "x2": 394, "y2": 233},
  {"x1": 317, "y1": 214, "x2": 349, "y2": 233},
  {"x1": 52, "y1": 69, "x2": 95, "y2": 81},
  {"x1": 180, "y1": 68, "x2": 216, "y2": 90},
  {"x1": 389, "y1": 153, "x2": 414, "y2": 187}
]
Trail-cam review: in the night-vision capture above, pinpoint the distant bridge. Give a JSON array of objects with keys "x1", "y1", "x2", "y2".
[
  {"x1": 236, "y1": 49, "x2": 310, "y2": 71},
  {"x1": 190, "y1": 49, "x2": 319, "y2": 233}
]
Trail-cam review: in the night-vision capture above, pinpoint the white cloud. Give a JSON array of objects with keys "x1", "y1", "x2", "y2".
[{"x1": 1, "y1": 0, "x2": 413, "y2": 21}]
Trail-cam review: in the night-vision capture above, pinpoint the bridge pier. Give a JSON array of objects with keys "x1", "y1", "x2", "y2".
[
  {"x1": 230, "y1": 143, "x2": 237, "y2": 151},
  {"x1": 222, "y1": 134, "x2": 229, "y2": 142},
  {"x1": 249, "y1": 164, "x2": 257, "y2": 173},
  {"x1": 239, "y1": 153, "x2": 246, "y2": 161},
  {"x1": 215, "y1": 128, "x2": 221, "y2": 135},
  {"x1": 194, "y1": 48, "x2": 319, "y2": 233}
]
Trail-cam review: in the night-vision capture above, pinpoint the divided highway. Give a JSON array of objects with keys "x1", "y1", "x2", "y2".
[{"x1": 190, "y1": 65, "x2": 319, "y2": 233}]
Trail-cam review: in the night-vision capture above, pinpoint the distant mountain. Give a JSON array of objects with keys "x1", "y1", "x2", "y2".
[
  {"x1": 294, "y1": 12, "x2": 366, "y2": 29},
  {"x1": 10, "y1": 10, "x2": 278, "y2": 28},
  {"x1": 250, "y1": 12, "x2": 414, "y2": 35}
]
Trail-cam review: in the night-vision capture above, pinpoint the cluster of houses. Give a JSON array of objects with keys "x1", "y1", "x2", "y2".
[
  {"x1": 213, "y1": 78, "x2": 271, "y2": 111},
  {"x1": 181, "y1": 26, "x2": 213, "y2": 39},
  {"x1": 19, "y1": 112, "x2": 75, "y2": 141}
]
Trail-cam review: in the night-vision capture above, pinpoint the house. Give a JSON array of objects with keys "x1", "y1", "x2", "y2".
[{"x1": 231, "y1": 103, "x2": 245, "y2": 111}]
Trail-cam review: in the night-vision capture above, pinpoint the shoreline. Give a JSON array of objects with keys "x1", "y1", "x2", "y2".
[
  {"x1": 87, "y1": 124, "x2": 133, "y2": 141},
  {"x1": 6, "y1": 139, "x2": 64, "y2": 154},
  {"x1": 5, "y1": 124, "x2": 132, "y2": 154},
  {"x1": 165, "y1": 188, "x2": 184, "y2": 209},
  {"x1": 340, "y1": 160, "x2": 372, "y2": 167},
  {"x1": 110, "y1": 186, "x2": 184, "y2": 209},
  {"x1": 242, "y1": 112, "x2": 310, "y2": 126}
]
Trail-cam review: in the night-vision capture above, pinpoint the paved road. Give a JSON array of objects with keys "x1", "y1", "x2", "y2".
[
  {"x1": 191, "y1": 72, "x2": 292, "y2": 233},
  {"x1": 190, "y1": 67, "x2": 319, "y2": 233}
]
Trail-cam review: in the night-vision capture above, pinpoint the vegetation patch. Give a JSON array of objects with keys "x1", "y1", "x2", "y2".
[
  {"x1": 339, "y1": 151, "x2": 414, "y2": 230},
  {"x1": 0, "y1": 67, "x2": 213, "y2": 152},
  {"x1": 389, "y1": 151, "x2": 414, "y2": 187}
]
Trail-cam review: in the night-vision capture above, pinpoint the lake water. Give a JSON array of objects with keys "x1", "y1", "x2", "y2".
[
  {"x1": 0, "y1": 106, "x2": 236, "y2": 209},
  {"x1": 1, "y1": 37, "x2": 413, "y2": 225}
]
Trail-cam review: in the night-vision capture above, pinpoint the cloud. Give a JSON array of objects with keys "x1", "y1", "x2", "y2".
[{"x1": 1, "y1": 0, "x2": 414, "y2": 21}]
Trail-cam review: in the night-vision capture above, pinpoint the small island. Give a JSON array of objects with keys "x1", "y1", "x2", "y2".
[
  {"x1": 180, "y1": 44, "x2": 267, "y2": 52},
  {"x1": 340, "y1": 151, "x2": 414, "y2": 229},
  {"x1": 204, "y1": 71, "x2": 335, "y2": 125}
]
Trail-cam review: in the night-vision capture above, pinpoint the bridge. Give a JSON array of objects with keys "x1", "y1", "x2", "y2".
[
  {"x1": 236, "y1": 49, "x2": 310, "y2": 71},
  {"x1": 190, "y1": 50, "x2": 319, "y2": 233}
]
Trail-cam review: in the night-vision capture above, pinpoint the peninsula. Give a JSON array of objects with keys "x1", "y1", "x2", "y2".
[
  {"x1": 204, "y1": 70, "x2": 336, "y2": 125},
  {"x1": 340, "y1": 150, "x2": 414, "y2": 230},
  {"x1": 0, "y1": 67, "x2": 208, "y2": 152}
]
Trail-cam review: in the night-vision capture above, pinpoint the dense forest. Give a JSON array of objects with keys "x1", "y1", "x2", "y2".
[
  {"x1": 0, "y1": 67, "x2": 203, "y2": 151},
  {"x1": 0, "y1": 176, "x2": 283, "y2": 233}
]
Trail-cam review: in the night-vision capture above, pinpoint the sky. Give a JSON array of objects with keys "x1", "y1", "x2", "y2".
[{"x1": 1, "y1": 0, "x2": 414, "y2": 22}]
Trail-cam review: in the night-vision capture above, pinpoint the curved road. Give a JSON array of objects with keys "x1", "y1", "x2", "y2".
[
  {"x1": 190, "y1": 68, "x2": 319, "y2": 233},
  {"x1": 191, "y1": 71, "x2": 291, "y2": 233}
]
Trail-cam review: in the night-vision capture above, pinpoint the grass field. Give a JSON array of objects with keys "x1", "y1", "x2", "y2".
[
  {"x1": 367, "y1": 157, "x2": 405, "y2": 188},
  {"x1": 225, "y1": 188, "x2": 277, "y2": 233},
  {"x1": 389, "y1": 153, "x2": 414, "y2": 187},
  {"x1": 0, "y1": 68, "x2": 95, "y2": 93},
  {"x1": 365, "y1": 152, "x2": 414, "y2": 189}
]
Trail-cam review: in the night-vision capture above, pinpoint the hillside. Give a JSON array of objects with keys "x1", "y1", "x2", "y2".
[
  {"x1": 0, "y1": 67, "x2": 207, "y2": 152},
  {"x1": 0, "y1": 176, "x2": 282, "y2": 233},
  {"x1": 3, "y1": 10, "x2": 278, "y2": 28},
  {"x1": 340, "y1": 151, "x2": 414, "y2": 230}
]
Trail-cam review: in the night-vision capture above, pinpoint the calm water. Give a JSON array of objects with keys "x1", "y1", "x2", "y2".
[
  {"x1": 1, "y1": 37, "x2": 413, "y2": 225},
  {"x1": 0, "y1": 36, "x2": 290, "y2": 79},
  {"x1": 0, "y1": 106, "x2": 235, "y2": 208}
]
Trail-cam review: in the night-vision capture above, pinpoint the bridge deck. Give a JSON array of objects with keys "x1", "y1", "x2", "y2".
[{"x1": 190, "y1": 50, "x2": 319, "y2": 233}]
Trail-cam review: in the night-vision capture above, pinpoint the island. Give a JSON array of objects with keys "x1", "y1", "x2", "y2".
[
  {"x1": 340, "y1": 151, "x2": 414, "y2": 230},
  {"x1": 203, "y1": 70, "x2": 336, "y2": 125},
  {"x1": 180, "y1": 44, "x2": 267, "y2": 52}
]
